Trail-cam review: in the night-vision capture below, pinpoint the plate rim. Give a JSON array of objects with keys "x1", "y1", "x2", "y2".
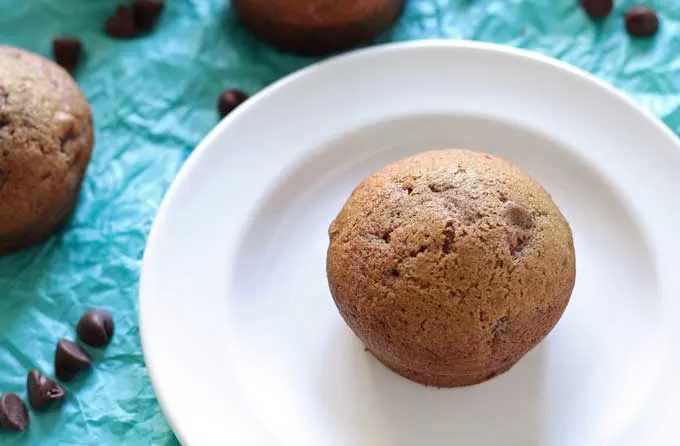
[{"x1": 139, "y1": 40, "x2": 680, "y2": 445}]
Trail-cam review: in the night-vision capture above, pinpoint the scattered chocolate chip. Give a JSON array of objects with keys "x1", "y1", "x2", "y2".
[
  {"x1": 27, "y1": 370, "x2": 66, "y2": 411},
  {"x1": 133, "y1": 0, "x2": 165, "y2": 32},
  {"x1": 55, "y1": 339, "x2": 92, "y2": 382},
  {"x1": 77, "y1": 309, "x2": 114, "y2": 347},
  {"x1": 625, "y1": 6, "x2": 659, "y2": 38},
  {"x1": 0, "y1": 393, "x2": 28, "y2": 431},
  {"x1": 105, "y1": 6, "x2": 137, "y2": 39},
  {"x1": 52, "y1": 37, "x2": 82, "y2": 73},
  {"x1": 580, "y1": 0, "x2": 613, "y2": 19},
  {"x1": 217, "y1": 89, "x2": 248, "y2": 118}
]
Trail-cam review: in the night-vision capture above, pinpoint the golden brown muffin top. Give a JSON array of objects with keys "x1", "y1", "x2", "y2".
[
  {"x1": 0, "y1": 46, "x2": 93, "y2": 235},
  {"x1": 327, "y1": 149, "x2": 575, "y2": 379}
]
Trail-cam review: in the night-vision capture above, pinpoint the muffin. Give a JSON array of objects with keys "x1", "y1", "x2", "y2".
[
  {"x1": 326, "y1": 149, "x2": 575, "y2": 387},
  {"x1": 0, "y1": 46, "x2": 94, "y2": 256},
  {"x1": 232, "y1": 0, "x2": 406, "y2": 56}
]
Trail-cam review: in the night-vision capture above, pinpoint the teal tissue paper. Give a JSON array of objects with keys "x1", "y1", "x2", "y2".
[{"x1": 1, "y1": 0, "x2": 678, "y2": 444}]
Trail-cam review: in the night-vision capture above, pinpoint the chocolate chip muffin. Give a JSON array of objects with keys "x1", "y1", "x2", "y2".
[
  {"x1": 0, "y1": 46, "x2": 94, "y2": 256},
  {"x1": 327, "y1": 149, "x2": 575, "y2": 387},
  {"x1": 232, "y1": 0, "x2": 406, "y2": 56}
]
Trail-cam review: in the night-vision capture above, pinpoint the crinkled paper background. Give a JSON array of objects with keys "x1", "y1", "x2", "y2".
[{"x1": 1, "y1": 0, "x2": 679, "y2": 444}]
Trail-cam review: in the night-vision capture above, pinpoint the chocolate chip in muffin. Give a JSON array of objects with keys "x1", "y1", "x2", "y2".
[
  {"x1": 55, "y1": 339, "x2": 92, "y2": 382},
  {"x1": 133, "y1": 0, "x2": 165, "y2": 33},
  {"x1": 505, "y1": 203, "x2": 534, "y2": 229},
  {"x1": 52, "y1": 37, "x2": 83, "y2": 72},
  {"x1": 217, "y1": 89, "x2": 248, "y2": 118},
  {"x1": 77, "y1": 309, "x2": 114, "y2": 347},
  {"x1": 581, "y1": 0, "x2": 613, "y2": 19},
  {"x1": 0, "y1": 169, "x2": 7, "y2": 192},
  {"x1": 105, "y1": 6, "x2": 138, "y2": 39},
  {"x1": 625, "y1": 6, "x2": 659, "y2": 38},
  {"x1": 0, "y1": 393, "x2": 28, "y2": 431},
  {"x1": 27, "y1": 370, "x2": 66, "y2": 411}
]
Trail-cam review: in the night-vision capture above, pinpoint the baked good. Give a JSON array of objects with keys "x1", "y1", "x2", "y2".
[
  {"x1": 326, "y1": 149, "x2": 575, "y2": 387},
  {"x1": 232, "y1": 0, "x2": 406, "y2": 56},
  {"x1": 0, "y1": 46, "x2": 94, "y2": 256}
]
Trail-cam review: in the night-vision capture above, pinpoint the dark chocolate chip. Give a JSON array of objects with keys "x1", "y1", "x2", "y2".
[
  {"x1": 217, "y1": 89, "x2": 248, "y2": 118},
  {"x1": 52, "y1": 37, "x2": 82, "y2": 73},
  {"x1": 77, "y1": 309, "x2": 114, "y2": 347},
  {"x1": 625, "y1": 7, "x2": 659, "y2": 38},
  {"x1": 510, "y1": 234, "x2": 530, "y2": 259},
  {"x1": 60, "y1": 125, "x2": 76, "y2": 154},
  {"x1": 133, "y1": 0, "x2": 165, "y2": 32},
  {"x1": 0, "y1": 169, "x2": 7, "y2": 192},
  {"x1": 105, "y1": 6, "x2": 138, "y2": 39},
  {"x1": 580, "y1": 0, "x2": 613, "y2": 19},
  {"x1": 0, "y1": 393, "x2": 28, "y2": 431},
  {"x1": 27, "y1": 370, "x2": 66, "y2": 411},
  {"x1": 505, "y1": 203, "x2": 534, "y2": 229},
  {"x1": 442, "y1": 223, "x2": 455, "y2": 254},
  {"x1": 490, "y1": 315, "x2": 509, "y2": 344},
  {"x1": 55, "y1": 339, "x2": 92, "y2": 382}
]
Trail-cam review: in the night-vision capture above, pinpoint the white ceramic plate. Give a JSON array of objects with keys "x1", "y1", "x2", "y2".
[{"x1": 140, "y1": 41, "x2": 680, "y2": 446}]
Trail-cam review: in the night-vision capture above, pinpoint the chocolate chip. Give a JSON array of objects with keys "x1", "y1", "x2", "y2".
[
  {"x1": 133, "y1": 0, "x2": 165, "y2": 33},
  {"x1": 505, "y1": 203, "x2": 534, "y2": 229},
  {"x1": 0, "y1": 169, "x2": 7, "y2": 192},
  {"x1": 105, "y1": 6, "x2": 137, "y2": 39},
  {"x1": 54, "y1": 111, "x2": 77, "y2": 154},
  {"x1": 625, "y1": 7, "x2": 659, "y2": 38},
  {"x1": 580, "y1": 0, "x2": 613, "y2": 19},
  {"x1": 60, "y1": 126, "x2": 75, "y2": 153},
  {"x1": 77, "y1": 309, "x2": 114, "y2": 347},
  {"x1": 217, "y1": 89, "x2": 248, "y2": 118},
  {"x1": 0, "y1": 393, "x2": 28, "y2": 431},
  {"x1": 442, "y1": 223, "x2": 455, "y2": 254},
  {"x1": 27, "y1": 370, "x2": 66, "y2": 411},
  {"x1": 490, "y1": 315, "x2": 509, "y2": 344},
  {"x1": 55, "y1": 339, "x2": 92, "y2": 382},
  {"x1": 52, "y1": 37, "x2": 82, "y2": 73},
  {"x1": 510, "y1": 234, "x2": 529, "y2": 259}
]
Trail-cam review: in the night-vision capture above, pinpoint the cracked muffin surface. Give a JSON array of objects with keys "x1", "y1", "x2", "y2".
[
  {"x1": 0, "y1": 46, "x2": 93, "y2": 255},
  {"x1": 326, "y1": 149, "x2": 575, "y2": 387}
]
